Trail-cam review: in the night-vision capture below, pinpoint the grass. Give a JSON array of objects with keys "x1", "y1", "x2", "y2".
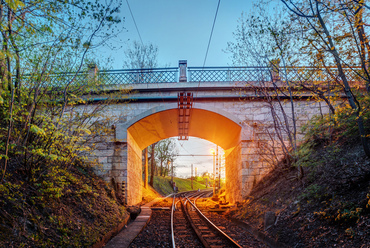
[{"x1": 153, "y1": 176, "x2": 208, "y2": 196}]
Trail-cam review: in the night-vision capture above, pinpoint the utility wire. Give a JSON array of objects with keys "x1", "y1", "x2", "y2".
[
  {"x1": 126, "y1": 0, "x2": 144, "y2": 46},
  {"x1": 194, "y1": 0, "x2": 221, "y2": 102},
  {"x1": 202, "y1": 0, "x2": 221, "y2": 68},
  {"x1": 125, "y1": 0, "x2": 170, "y2": 118},
  {"x1": 179, "y1": 142, "x2": 202, "y2": 164}
]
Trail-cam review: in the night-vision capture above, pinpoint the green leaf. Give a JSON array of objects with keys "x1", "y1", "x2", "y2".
[
  {"x1": 5, "y1": 0, "x2": 25, "y2": 10},
  {"x1": 83, "y1": 42, "x2": 91, "y2": 49},
  {"x1": 48, "y1": 154, "x2": 58, "y2": 161},
  {"x1": 81, "y1": 128, "x2": 91, "y2": 135},
  {"x1": 30, "y1": 124, "x2": 46, "y2": 137},
  {"x1": 0, "y1": 154, "x2": 9, "y2": 160}
]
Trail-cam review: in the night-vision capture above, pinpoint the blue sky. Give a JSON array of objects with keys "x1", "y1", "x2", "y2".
[{"x1": 100, "y1": 0, "x2": 254, "y2": 69}]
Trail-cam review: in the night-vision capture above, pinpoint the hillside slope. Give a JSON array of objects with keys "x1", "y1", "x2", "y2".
[
  {"x1": 0, "y1": 162, "x2": 127, "y2": 247},
  {"x1": 229, "y1": 116, "x2": 370, "y2": 247},
  {"x1": 152, "y1": 176, "x2": 208, "y2": 196}
]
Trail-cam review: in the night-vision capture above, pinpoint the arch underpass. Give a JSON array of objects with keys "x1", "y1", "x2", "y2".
[
  {"x1": 80, "y1": 62, "x2": 332, "y2": 206},
  {"x1": 114, "y1": 103, "x2": 253, "y2": 205}
]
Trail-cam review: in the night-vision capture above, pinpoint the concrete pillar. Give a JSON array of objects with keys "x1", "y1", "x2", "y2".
[
  {"x1": 269, "y1": 59, "x2": 280, "y2": 82},
  {"x1": 179, "y1": 60, "x2": 187, "y2": 82},
  {"x1": 88, "y1": 63, "x2": 98, "y2": 80},
  {"x1": 144, "y1": 148, "x2": 148, "y2": 189}
]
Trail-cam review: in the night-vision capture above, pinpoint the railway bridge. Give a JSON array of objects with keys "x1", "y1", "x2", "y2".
[{"x1": 73, "y1": 60, "x2": 335, "y2": 205}]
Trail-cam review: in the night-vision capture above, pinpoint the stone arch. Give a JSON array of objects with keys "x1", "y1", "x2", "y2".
[{"x1": 115, "y1": 103, "x2": 254, "y2": 205}]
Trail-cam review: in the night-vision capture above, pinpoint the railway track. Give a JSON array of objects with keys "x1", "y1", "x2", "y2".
[
  {"x1": 171, "y1": 191, "x2": 243, "y2": 248},
  {"x1": 129, "y1": 190, "x2": 267, "y2": 247},
  {"x1": 171, "y1": 192, "x2": 204, "y2": 248}
]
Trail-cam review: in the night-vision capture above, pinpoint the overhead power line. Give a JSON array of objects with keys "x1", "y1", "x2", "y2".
[
  {"x1": 194, "y1": 0, "x2": 221, "y2": 103},
  {"x1": 126, "y1": 0, "x2": 144, "y2": 46},
  {"x1": 202, "y1": 0, "x2": 221, "y2": 67},
  {"x1": 125, "y1": 0, "x2": 170, "y2": 113}
]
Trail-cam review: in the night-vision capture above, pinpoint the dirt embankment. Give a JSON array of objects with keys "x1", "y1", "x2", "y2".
[
  {"x1": 0, "y1": 163, "x2": 128, "y2": 247},
  {"x1": 229, "y1": 142, "x2": 370, "y2": 247}
]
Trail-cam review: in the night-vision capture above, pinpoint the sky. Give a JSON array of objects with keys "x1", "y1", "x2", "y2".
[
  {"x1": 99, "y1": 0, "x2": 254, "y2": 177},
  {"x1": 100, "y1": 0, "x2": 255, "y2": 68},
  {"x1": 173, "y1": 137, "x2": 224, "y2": 179}
]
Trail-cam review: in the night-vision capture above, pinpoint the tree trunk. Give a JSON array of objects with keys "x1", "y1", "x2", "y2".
[
  {"x1": 160, "y1": 158, "x2": 163, "y2": 177},
  {"x1": 149, "y1": 143, "x2": 155, "y2": 187},
  {"x1": 144, "y1": 148, "x2": 148, "y2": 189},
  {"x1": 316, "y1": 2, "x2": 370, "y2": 158}
]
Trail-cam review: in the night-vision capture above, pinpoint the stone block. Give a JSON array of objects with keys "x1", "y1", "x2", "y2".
[
  {"x1": 112, "y1": 156, "x2": 126, "y2": 163},
  {"x1": 242, "y1": 161, "x2": 250, "y2": 169},
  {"x1": 253, "y1": 113, "x2": 266, "y2": 121},
  {"x1": 242, "y1": 168, "x2": 255, "y2": 176},
  {"x1": 248, "y1": 155, "x2": 261, "y2": 162},
  {"x1": 113, "y1": 161, "x2": 128, "y2": 169},
  {"x1": 93, "y1": 149, "x2": 114, "y2": 157},
  {"x1": 242, "y1": 147, "x2": 257, "y2": 155},
  {"x1": 98, "y1": 157, "x2": 108, "y2": 163}
]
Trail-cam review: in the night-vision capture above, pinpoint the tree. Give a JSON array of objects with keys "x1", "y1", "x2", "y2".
[
  {"x1": 280, "y1": 0, "x2": 370, "y2": 158},
  {"x1": 154, "y1": 139, "x2": 178, "y2": 177},
  {"x1": 0, "y1": 0, "x2": 128, "y2": 246},
  {"x1": 149, "y1": 142, "x2": 156, "y2": 187},
  {"x1": 227, "y1": 0, "x2": 370, "y2": 183},
  {"x1": 123, "y1": 41, "x2": 159, "y2": 69},
  {"x1": 226, "y1": 3, "x2": 302, "y2": 175},
  {"x1": 0, "y1": 0, "x2": 124, "y2": 181}
]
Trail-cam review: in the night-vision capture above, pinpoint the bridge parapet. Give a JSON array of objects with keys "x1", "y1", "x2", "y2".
[
  {"x1": 20, "y1": 60, "x2": 361, "y2": 87},
  {"x1": 187, "y1": 66, "x2": 359, "y2": 83}
]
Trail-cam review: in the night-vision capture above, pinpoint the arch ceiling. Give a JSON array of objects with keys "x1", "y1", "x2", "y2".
[{"x1": 126, "y1": 104, "x2": 242, "y2": 152}]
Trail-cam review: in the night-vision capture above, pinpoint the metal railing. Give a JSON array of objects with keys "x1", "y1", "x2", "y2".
[
  {"x1": 99, "y1": 67, "x2": 178, "y2": 84},
  {"x1": 187, "y1": 66, "x2": 360, "y2": 83},
  {"x1": 19, "y1": 64, "x2": 362, "y2": 87},
  {"x1": 21, "y1": 67, "x2": 179, "y2": 88}
]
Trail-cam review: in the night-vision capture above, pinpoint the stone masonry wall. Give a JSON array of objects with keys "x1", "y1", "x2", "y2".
[
  {"x1": 81, "y1": 97, "x2": 331, "y2": 204},
  {"x1": 126, "y1": 132, "x2": 142, "y2": 205},
  {"x1": 241, "y1": 140, "x2": 273, "y2": 196},
  {"x1": 85, "y1": 137, "x2": 128, "y2": 203},
  {"x1": 225, "y1": 143, "x2": 242, "y2": 203}
]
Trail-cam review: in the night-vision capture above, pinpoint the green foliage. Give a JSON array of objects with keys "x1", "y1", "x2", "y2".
[
  {"x1": 335, "y1": 207, "x2": 362, "y2": 223},
  {"x1": 0, "y1": 1, "x2": 129, "y2": 247},
  {"x1": 152, "y1": 139, "x2": 178, "y2": 177},
  {"x1": 298, "y1": 184, "x2": 324, "y2": 202},
  {"x1": 314, "y1": 201, "x2": 363, "y2": 225},
  {"x1": 0, "y1": 163, "x2": 127, "y2": 247},
  {"x1": 294, "y1": 139, "x2": 316, "y2": 168},
  {"x1": 295, "y1": 94, "x2": 370, "y2": 172},
  {"x1": 0, "y1": 181, "x2": 22, "y2": 205},
  {"x1": 153, "y1": 176, "x2": 207, "y2": 196}
]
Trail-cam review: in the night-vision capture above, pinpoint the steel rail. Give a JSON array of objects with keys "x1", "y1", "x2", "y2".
[
  {"x1": 185, "y1": 196, "x2": 243, "y2": 248},
  {"x1": 192, "y1": 191, "x2": 208, "y2": 205},
  {"x1": 171, "y1": 193, "x2": 177, "y2": 248},
  {"x1": 180, "y1": 196, "x2": 210, "y2": 248},
  {"x1": 171, "y1": 190, "x2": 204, "y2": 248}
]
